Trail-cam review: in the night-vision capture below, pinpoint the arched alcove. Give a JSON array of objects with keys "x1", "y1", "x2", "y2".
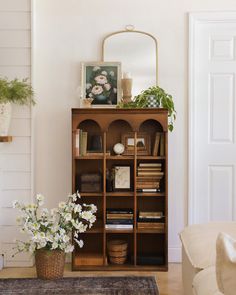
[
  {"x1": 78, "y1": 119, "x2": 103, "y2": 152},
  {"x1": 106, "y1": 119, "x2": 133, "y2": 155}
]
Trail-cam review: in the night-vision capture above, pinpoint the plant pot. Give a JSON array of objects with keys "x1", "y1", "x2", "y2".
[
  {"x1": 0, "y1": 102, "x2": 11, "y2": 136},
  {"x1": 35, "y1": 249, "x2": 65, "y2": 280}
]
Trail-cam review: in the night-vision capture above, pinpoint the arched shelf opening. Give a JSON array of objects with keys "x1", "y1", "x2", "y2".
[
  {"x1": 77, "y1": 119, "x2": 103, "y2": 153},
  {"x1": 139, "y1": 120, "x2": 164, "y2": 156},
  {"x1": 106, "y1": 120, "x2": 133, "y2": 155}
]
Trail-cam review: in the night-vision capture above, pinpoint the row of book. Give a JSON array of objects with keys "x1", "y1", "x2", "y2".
[
  {"x1": 136, "y1": 162, "x2": 164, "y2": 193},
  {"x1": 105, "y1": 208, "x2": 133, "y2": 230},
  {"x1": 75, "y1": 129, "x2": 88, "y2": 156}
]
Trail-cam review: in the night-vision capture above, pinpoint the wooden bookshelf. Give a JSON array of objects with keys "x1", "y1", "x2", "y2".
[{"x1": 71, "y1": 108, "x2": 168, "y2": 271}]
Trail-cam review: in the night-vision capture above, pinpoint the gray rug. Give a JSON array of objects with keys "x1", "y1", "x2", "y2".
[{"x1": 0, "y1": 276, "x2": 159, "y2": 295}]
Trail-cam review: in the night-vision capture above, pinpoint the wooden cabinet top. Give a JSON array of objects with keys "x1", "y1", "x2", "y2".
[{"x1": 72, "y1": 108, "x2": 168, "y2": 132}]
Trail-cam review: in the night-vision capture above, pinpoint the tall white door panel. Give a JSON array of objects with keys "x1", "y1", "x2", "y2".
[{"x1": 189, "y1": 12, "x2": 236, "y2": 224}]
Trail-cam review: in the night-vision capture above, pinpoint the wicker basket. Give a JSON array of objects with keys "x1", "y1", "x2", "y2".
[
  {"x1": 35, "y1": 249, "x2": 65, "y2": 280},
  {"x1": 107, "y1": 240, "x2": 128, "y2": 265}
]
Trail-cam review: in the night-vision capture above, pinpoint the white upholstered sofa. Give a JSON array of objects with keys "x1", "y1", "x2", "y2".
[{"x1": 180, "y1": 222, "x2": 236, "y2": 295}]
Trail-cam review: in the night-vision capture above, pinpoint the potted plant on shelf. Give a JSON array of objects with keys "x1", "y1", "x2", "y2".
[
  {"x1": 13, "y1": 192, "x2": 97, "y2": 280},
  {"x1": 117, "y1": 86, "x2": 176, "y2": 131},
  {"x1": 0, "y1": 77, "x2": 35, "y2": 136}
]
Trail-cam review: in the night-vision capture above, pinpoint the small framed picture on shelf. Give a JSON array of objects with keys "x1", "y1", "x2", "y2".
[
  {"x1": 113, "y1": 166, "x2": 130, "y2": 190},
  {"x1": 81, "y1": 62, "x2": 122, "y2": 108},
  {"x1": 121, "y1": 132, "x2": 151, "y2": 155}
]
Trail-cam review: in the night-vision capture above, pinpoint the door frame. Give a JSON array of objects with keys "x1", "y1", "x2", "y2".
[{"x1": 188, "y1": 11, "x2": 236, "y2": 225}]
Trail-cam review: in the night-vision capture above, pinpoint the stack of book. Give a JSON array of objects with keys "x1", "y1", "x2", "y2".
[
  {"x1": 136, "y1": 163, "x2": 164, "y2": 192},
  {"x1": 137, "y1": 211, "x2": 165, "y2": 230},
  {"x1": 105, "y1": 209, "x2": 133, "y2": 230}
]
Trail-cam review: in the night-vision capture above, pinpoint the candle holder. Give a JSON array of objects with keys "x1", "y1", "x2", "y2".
[{"x1": 121, "y1": 72, "x2": 132, "y2": 103}]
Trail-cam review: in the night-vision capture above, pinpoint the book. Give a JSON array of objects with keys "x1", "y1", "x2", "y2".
[
  {"x1": 81, "y1": 131, "x2": 88, "y2": 156},
  {"x1": 106, "y1": 214, "x2": 133, "y2": 219},
  {"x1": 137, "y1": 222, "x2": 164, "y2": 229},
  {"x1": 106, "y1": 219, "x2": 133, "y2": 224},
  {"x1": 139, "y1": 211, "x2": 163, "y2": 217},
  {"x1": 152, "y1": 132, "x2": 161, "y2": 156},
  {"x1": 139, "y1": 163, "x2": 162, "y2": 167},
  {"x1": 137, "y1": 171, "x2": 164, "y2": 176},
  {"x1": 137, "y1": 188, "x2": 160, "y2": 192},
  {"x1": 137, "y1": 176, "x2": 163, "y2": 182},
  {"x1": 138, "y1": 167, "x2": 162, "y2": 171},
  {"x1": 105, "y1": 224, "x2": 133, "y2": 229},
  {"x1": 75, "y1": 129, "x2": 80, "y2": 157},
  {"x1": 159, "y1": 133, "x2": 165, "y2": 156},
  {"x1": 106, "y1": 209, "x2": 133, "y2": 214}
]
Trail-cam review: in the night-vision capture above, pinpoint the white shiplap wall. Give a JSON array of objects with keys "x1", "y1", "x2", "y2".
[{"x1": 0, "y1": 0, "x2": 33, "y2": 267}]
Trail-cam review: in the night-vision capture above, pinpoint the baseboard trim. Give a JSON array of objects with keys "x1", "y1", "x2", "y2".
[{"x1": 169, "y1": 247, "x2": 181, "y2": 263}]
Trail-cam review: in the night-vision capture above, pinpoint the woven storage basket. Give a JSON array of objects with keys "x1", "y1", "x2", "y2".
[
  {"x1": 35, "y1": 249, "x2": 65, "y2": 280},
  {"x1": 107, "y1": 240, "x2": 128, "y2": 265}
]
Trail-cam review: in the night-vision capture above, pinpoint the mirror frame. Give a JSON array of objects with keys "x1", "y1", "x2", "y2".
[{"x1": 101, "y1": 25, "x2": 158, "y2": 85}]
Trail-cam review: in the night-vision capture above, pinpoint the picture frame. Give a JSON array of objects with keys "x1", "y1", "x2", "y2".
[
  {"x1": 113, "y1": 166, "x2": 131, "y2": 190},
  {"x1": 121, "y1": 132, "x2": 151, "y2": 155},
  {"x1": 81, "y1": 62, "x2": 122, "y2": 108}
]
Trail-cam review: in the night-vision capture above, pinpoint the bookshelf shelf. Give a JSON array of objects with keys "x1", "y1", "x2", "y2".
[
  {"x1": 106, "y1": 192, "x2": 134, "y2": 197},
  {"x1": 105, "y1": 229, "x2": 134, "y2": 234},
  {"x1": 137, "y1": 192, "x2": 165, "y2": 197},
  {"x1": 72, "y1": 108, "x2": 168, "y2": 271},
  {"x1": 106, "y1": 155, "x2": 134, "y2": 160},
  {"x1": 137, "y1": 156, "x2": 166, "y2": 160},
  {"x1": 80, "y1": 192, "x2": 103, "y2": 197}
]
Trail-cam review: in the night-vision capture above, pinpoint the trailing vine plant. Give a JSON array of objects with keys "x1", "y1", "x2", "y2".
[{"x1": 117, "y1": 86, "x2": 176, "y2": 131}]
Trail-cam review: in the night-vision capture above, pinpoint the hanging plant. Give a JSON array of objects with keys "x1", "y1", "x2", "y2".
[{"x1": 117, "y1": 86, "x2": 176, "y2": 131}]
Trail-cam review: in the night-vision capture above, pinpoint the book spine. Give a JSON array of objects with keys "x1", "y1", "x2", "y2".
[
  {"x1": 75, "y1": 129, "x2": 80, "y2": 157},
  {"x1": 106, "y1": 220, "x2": 133, "y2": 224},
  {"x1": 81, "y1": 131, "x2": 88, "y2": 156},
  {"x1": 79, "y1": 129, "x2": 83, "y2": 156}
]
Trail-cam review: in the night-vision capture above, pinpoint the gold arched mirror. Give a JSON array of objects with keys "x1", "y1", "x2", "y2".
[{"x1": 102, "y1": 25, "x2": 158, "y2": 98}]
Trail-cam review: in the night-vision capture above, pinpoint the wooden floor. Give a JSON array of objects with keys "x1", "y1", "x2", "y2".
[{"x1": 0, "y1": 263, "x2": 183, "y2": 295}]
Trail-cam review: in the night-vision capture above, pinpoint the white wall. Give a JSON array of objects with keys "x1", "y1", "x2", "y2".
[
  {"x1": 32, "y1": 0, "x2": 236, "y2": 262},
  {"x1": 0, "y1": 0, "x2": 33, "y2": 266}
]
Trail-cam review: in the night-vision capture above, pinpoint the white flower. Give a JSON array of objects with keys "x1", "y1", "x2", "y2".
[
  {"x1": 95, "y1": 75, "x2": 107, "y2": 85},
  {"x1": 86, "y1": 83, "x2": 92, "y2": 89},
  {"x1": 36, "y1": 194, "x2": 44, "y2": 206},
  {"x1": 81, "y1": 211, "x2": 93, "y2": 221},
  {"x1": 75, "y1": 239, "x2": 84, "y2": 248},
  {"x1": 104, "y1": 83, "x2": 111, "y2": 91},
  {"x1": 88, "y1": 93, "x2": 93, "y2": 98},
  {"x1": 74, "y1": 204, "x2": 82, "y2": 213},
  {"x1": 91, "y1": 85, "x2": 103, "y2": 95},
  {"x1": 93, "y1": 66, "x2": 100, "y2": 71},
  {"x1": 109, "y1": 71, "x2": 114, "y2": 76},
  {"x1": 62, "y1": 235, "x2": 70, "y2": 243},
  {"x1": 13, "y1": 200, "x2": 20, "y2": 209},
  {"x1": 65, "y1": 244, "x2": 74, "y2": 253},
  {"x1": 59, "y1": 202, "x2": 66, "y2": 209},
  {"x1": 101, "y1": 71, "x2": 107, "y2": 76},
  {"x1": 64, "y1": 213, "x2": 72, "y2": 221},
  {"x1": 52, "y1": 241, "x2": 58, "y2": 249},
  {"x1": 113, "y1": 88, "x2": 117, "y2": 94}
]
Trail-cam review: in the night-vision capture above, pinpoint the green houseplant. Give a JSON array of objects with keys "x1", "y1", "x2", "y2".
[
  {"x1": 117, "y1": 86, "x2": 176, "y2": 131},
  {"x1": 0, "y1": 77, "x2": 35, "y2": 136}
]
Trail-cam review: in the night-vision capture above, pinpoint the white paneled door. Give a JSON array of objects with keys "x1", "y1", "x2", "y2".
[{"x1": 189, "y1": 12, "x2": 236, "y2": 224}]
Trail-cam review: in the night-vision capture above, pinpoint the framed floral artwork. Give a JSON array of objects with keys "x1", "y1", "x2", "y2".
[{"x1": 81, "y1": 62, "x2": 121, "y2": 107}]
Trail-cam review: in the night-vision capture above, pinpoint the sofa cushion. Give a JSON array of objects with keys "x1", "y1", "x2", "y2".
[
  {"x1": 180, "y1": 222, "x2": 236, "y2": 269},
  {"x1": 216, "y1": 232, "x2": 236, "y2": 295},
  {"x1": 192, "y1": 266, "x2": 223, "y2": 295}
]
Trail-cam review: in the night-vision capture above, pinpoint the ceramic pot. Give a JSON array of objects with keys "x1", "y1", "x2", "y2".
[
  {"x1": 0, "y1": 102, "x2": 12, "y2": 136},
  {"x1": 35, "y1": 249, "x2": 65, "y2": 280}
]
